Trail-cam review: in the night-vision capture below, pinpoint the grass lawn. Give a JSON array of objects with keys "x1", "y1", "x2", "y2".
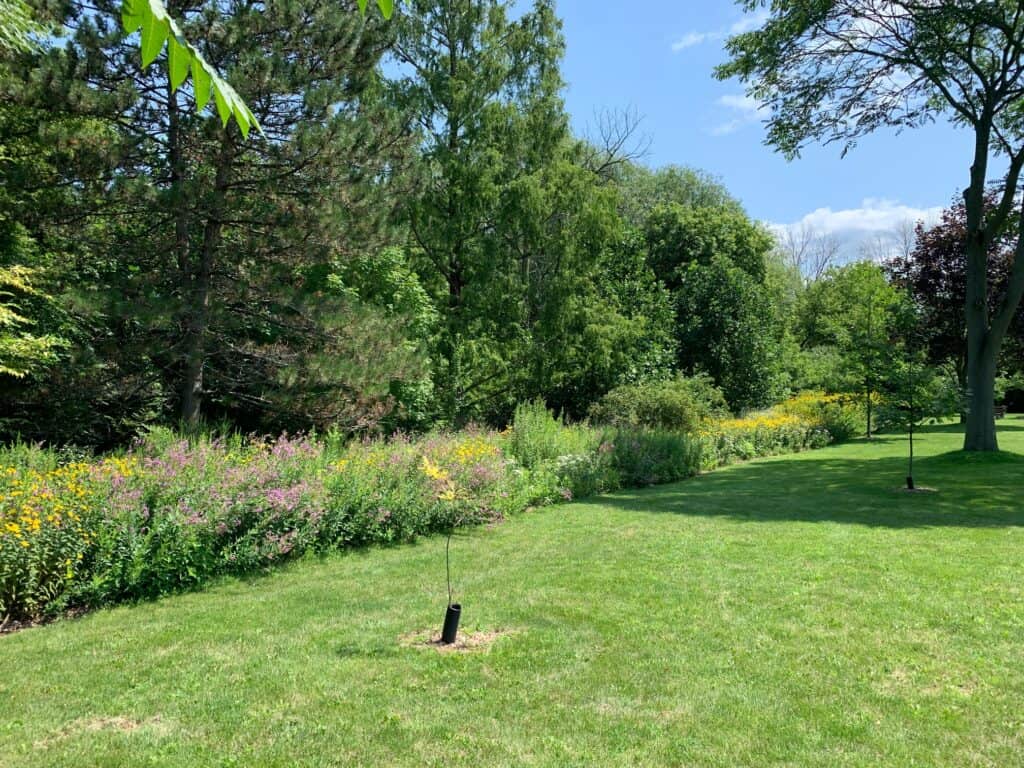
[{"x1": 2, "y1": 420, "x2": 1024, "y2": 767}]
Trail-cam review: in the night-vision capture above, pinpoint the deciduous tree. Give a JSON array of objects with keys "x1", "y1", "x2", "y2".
[{"x1": 719, "y1": 0, "x2": 1024, "y2": 450}]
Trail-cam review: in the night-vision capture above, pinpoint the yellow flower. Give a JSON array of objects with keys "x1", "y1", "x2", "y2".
[{"x1": 421, "y1": 456, "x2": 450, "y2": 482}]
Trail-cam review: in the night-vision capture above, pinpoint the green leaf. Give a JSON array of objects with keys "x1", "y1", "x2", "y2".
[
  {"x1": 192, "y1": 58, "x2": 211, "y2": 112},
  {"x1": 211, "y1": 81, "x2": 232, "y2": 128},
  {"x1": 121, "y1": 0, "x2": 262, "y2": 137},
  {"x1": 377, "y1": 0, "x2": 394, "y2": 19},
  {"x1": 139, "y1": 13, "x2": 168, "y2": 68},
  {"x1": 232, "y1": 102, "x2": 252, "y2": 139},
  {"x1": 167, "y1": 35, "x2": 190, "y2": 92},
  {"x1": 357, "y1": 0, "x2": 369, "y2": 12},
  {"x1": 121, "y1": 0, "x2": 144, "y2": 34}
]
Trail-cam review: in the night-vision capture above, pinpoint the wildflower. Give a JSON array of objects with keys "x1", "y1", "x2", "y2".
[{"x1": 421, "y1": 456, "x2": 450, "y2": 482}]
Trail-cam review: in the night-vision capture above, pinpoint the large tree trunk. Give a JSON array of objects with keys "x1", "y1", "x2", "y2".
[
  {"x1": 963, "y1": 224, "x2": 999, "y2": 450},
  {"x1": 180, "y1": 138, "x2": 231, "y2": 425},
  {"x1": 962, "y1": 118, "x2": 1000, "y2": 451},
  {"x1": 963, "y1": 336, "x2": 999, "y2": 451}
]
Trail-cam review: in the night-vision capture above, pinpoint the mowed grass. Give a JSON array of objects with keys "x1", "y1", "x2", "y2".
[{"x1": 2, "y1": 421, "x2": 1024, "y2": 767}]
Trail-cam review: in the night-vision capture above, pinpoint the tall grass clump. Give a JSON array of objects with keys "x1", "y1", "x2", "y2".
[{"x1": 508, "y1": 399, "x2": 598, "y2": 468}]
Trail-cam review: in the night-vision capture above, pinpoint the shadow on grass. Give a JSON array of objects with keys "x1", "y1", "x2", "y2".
[{"x1": 598, "y1": 445, "x2": 1024, "y2": 529}]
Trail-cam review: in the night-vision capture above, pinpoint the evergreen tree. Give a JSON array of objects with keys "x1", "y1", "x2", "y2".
[{"x1": 6, "y1": 0, "x2": 422, "y2": 439}]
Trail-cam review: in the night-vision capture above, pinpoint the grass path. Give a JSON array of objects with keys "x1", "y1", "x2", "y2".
[{"x1": 2, "y1": 421, "x2": 1023, "y2": 767}]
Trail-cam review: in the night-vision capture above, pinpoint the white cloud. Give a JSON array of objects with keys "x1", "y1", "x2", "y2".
[
  {"x1": 729, "y1": 10, "x2": 770, "y2": 35},
  {"x1": 782, "y1": 198, "x2": 942, "y2": 235},
  {"x1": 710, "y1": 119, "x2": 743, "y2": 136},
  {"x1": 768, "y1": 199, "x2": 944, "y2": 262},
  {"x1": 710, "y1": 93, "x2": 767, "y2": 135},
  {"x1": 671, "y1": 31, "x2": 711, "y2": 51},
  {"x1": 717, "y1": 94, "x2": 763, "y2": 116},
  {"x1": 672, "y1": 11, "x2": 769, "y2": 53}
]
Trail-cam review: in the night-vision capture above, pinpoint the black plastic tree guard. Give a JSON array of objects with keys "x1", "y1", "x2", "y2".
[{"x1": 441, "y1": 603, "x2": 462, "y2": 644}]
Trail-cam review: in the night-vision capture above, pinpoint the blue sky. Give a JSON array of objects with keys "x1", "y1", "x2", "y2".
[{"x1": 553, "y1": 0, "x2": 975, "y2": 256}]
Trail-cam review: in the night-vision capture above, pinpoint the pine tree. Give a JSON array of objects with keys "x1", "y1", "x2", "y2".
[{"x1": 12, "y1": 0, "x2": 421, "y2": 436}]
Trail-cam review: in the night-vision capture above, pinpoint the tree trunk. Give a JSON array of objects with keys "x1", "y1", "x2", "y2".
[
  {"x1": 865, "y1": 381, "x2": 873, "y2": 439},
  {"x1": 180, "y1": 138, "x2": 231, "y2": 425},
  {"x1": 962, "y1": 232, "x2": 998, "y2": 450},
  {"x1": 964, "y1": 340, "x2": 999, "y2": 451},
  {"x1": 961, "y1": 116, "x2": 999, "y2": 452}
]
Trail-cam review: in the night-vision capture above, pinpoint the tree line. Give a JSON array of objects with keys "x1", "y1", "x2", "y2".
[{"x1": 1, "y1": 0, "x2": 1021, "y2": 449}]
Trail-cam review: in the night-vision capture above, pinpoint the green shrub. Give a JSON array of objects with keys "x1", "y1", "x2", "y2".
[
  {"x1": 508, "y1": 399, "x2": 597, "y2": 469},
  {"x1": 588, "y1": 375, "x2": 727, "y2": 432},
  {"x1": 777, "y1": 391, "x2": 864, "y2": 442},
  {"x1": 605, "y1": 428, "x2": 702, "y2": 486}
]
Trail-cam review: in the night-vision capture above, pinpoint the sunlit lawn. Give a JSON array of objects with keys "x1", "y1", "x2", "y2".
[{"x1": 2, "y1": 419, "x2": 1023, "y2": 767}]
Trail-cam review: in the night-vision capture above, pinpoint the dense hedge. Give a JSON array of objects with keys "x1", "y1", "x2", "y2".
[{"x1": 0, "y1": 395, "x2": 844, "y2": 622}]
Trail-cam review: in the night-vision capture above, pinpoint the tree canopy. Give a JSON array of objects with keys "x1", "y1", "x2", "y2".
[{"x1": 719, "y1": 0, "x2": 1024, "y2": 450}]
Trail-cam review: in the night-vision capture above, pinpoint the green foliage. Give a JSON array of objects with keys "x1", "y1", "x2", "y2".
[
  {"x1": 120, "y1": 0, "x2": 259, "y2": 136},
  {"x1": 0, "y1": 0, "x2": 38, "y2": 54},
  {"x1": 392, "y1": 0, "x2": 586, "y2": 424},
  {"x1": 613, "y1": 162, "x2": 744, "y2": 228},
  {"x1": 589, "y1": 375, "x2": 727, "y2": 432},
  {"x1": 700, "y1": 409, "x2": 831, "y2": 469},
  {"x1": 796, "y1": 262, "x2": 905, "y2": 432},
  {"x1": 639, "y1": 198, "x2": 784, "y2": 411},
  {"x1": 645, "y1": 202, "x2": 772, "y2": 286},
  {"x1": 777, "y1": 391, "x2": 865, "y2": 443},
  {"x1": 675, "y1": 257, "x2": 783, "y2": 411},
  {"x1": 2, "y1": 0, "x2": 415, "y2": 441},
  {"x1": 0, "y1": 223, "x2": 71, "y2": 380},
  {"x1": 507, "y1": 399, "x2": 598, "y2": 470},
  {"x1": 603, "y1": 428, "x2": 702, "y2": 487},
  {"x1": 0, "y1": 265, "x2": 67, "y2": 378}
]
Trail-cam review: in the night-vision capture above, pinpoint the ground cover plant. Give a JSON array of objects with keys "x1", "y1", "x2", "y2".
[{"x1": 0, "y1": 419, "x2": 1021, "y2": 766}]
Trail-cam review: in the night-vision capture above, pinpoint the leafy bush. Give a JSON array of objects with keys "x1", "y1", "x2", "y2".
[
  {"x1": 777, "y1": 391, "x2": 864, "y2": 442},
  {"x1": 604, "y1": 428, "x2": 702, "y2": 486},
  {"x1": 506, "y1": 400, "x2": 616, "y2": 500},
  {"x1": 588, "y1": 375, "x2": 727, "y2": 432},
  {"x1": 508, "y1": 399, "x2": 598, "y2": 469},
  {"x1": 700, "y1": 411, "x2": 830, "y2": 469}
]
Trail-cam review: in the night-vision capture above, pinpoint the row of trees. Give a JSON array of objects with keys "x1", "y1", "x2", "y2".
[
  {"x1": 0, "y1": 0, "x2": 801, "y2": 447},
  {"x1": 1, "y1": 0, "x2": 1021, "y2": 450}
]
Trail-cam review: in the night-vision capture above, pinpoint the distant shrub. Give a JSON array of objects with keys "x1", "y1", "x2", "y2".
[
  {"x1": 508, "y1": 399, "x2": 597, "y2": 469},
  {"x1": 777, "y1": 391, "x2": 863, "y2": 442},
  {"x1": 700, "y1": 411, "x2": 830, "y2": 469},
  {"x1": 589, "y1": 375, "x2": 727, "y2": 432},
  {"x1": 604, "y1": 428, "x2": 702, "y2": 486}
]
